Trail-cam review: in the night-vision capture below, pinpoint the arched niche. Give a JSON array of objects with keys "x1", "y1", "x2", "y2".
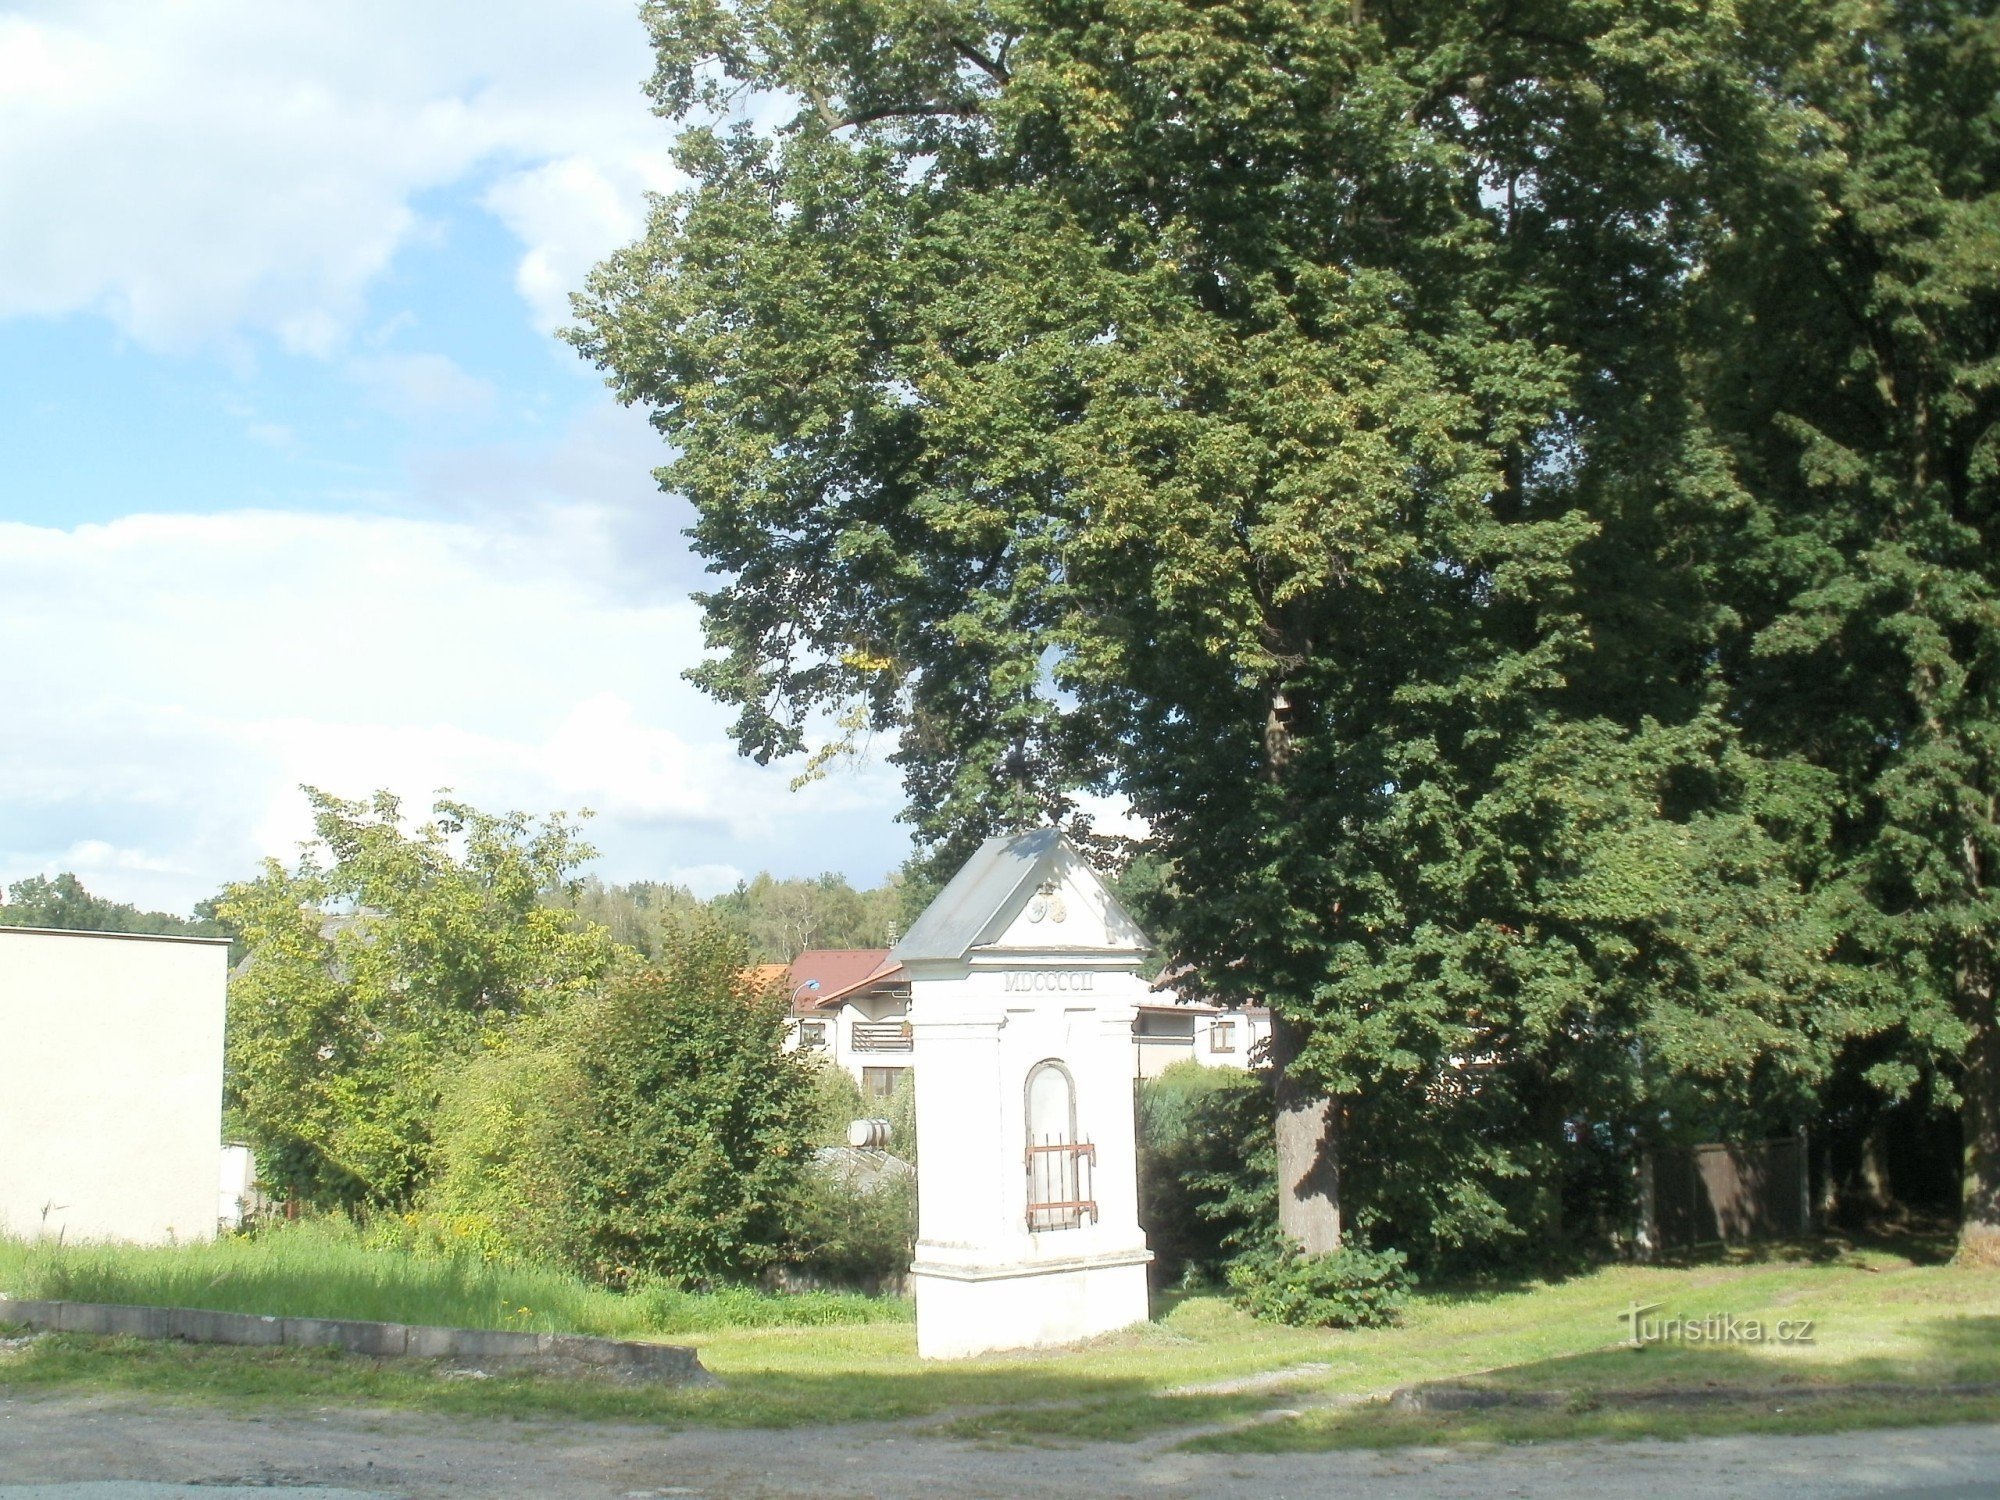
[{"x1": 1024, "y1": 1058, "x2": 1094, "y2": 1231}]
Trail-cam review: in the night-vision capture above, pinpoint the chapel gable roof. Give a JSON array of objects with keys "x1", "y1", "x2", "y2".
[{"x1": 889, "y1": 829, "x2": 1151, "y2": 963}]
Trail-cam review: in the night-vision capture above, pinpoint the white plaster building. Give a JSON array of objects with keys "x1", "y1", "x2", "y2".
[
  {"x1": 897, "y1": 831, "x2": 1154, "y2": 1359},
  {"x1": 782, "y1": 948, "x2": 915, "y2": 1101},
  {"x1": 0, "y1": 926, "x2": 229, "y2": 1244},
  {"x1": 1133, "y1": 996, "x2": 1273, "y2": 1078},
  {"x1": 789, "y1": 950, "x2": 1269, "y2": 1087}
]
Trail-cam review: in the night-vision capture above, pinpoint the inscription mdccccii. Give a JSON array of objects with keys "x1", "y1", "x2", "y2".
[{"x1": 1002, "y1": 971, "x2": 1096, "y2": 993}]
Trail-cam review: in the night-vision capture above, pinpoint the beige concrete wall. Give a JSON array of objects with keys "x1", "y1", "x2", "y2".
[{"x1": 0, "y1": 927, "x2": 229, "y2": 1244}]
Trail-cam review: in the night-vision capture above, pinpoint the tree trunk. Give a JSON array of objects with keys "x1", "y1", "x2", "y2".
[
  {"x1": 1961, "y1": 983, "x2": 2000, "y2": 1265},
  {"x1": 1860, "y1": 1118, "x2": 1896, "y2": 1216},
  {"x1": 1271, "y1": 1011, "x2": 1342, "y2": 1254}
]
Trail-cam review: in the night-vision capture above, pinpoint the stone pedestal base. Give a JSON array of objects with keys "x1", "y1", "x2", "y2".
[{"x1": 911, "y1": 1246, "x2": 1152, "y2": 1359}]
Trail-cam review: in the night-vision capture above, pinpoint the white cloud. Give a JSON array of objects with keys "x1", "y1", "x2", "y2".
[
  {"x1": 60, "y1": 840, "x2": 189, "y2": 877},
  {"x1": 1071, "y1": 791, "x2": 1151, "y2": 842},
  {"x1": 0, "y1": 505, "x2": 904, "y2": 913},
  {"x1": 345, "y1": 351, "x2": 496, "y2": 418},
  {"x1": 666, "y1": 864, "x2": 747, "y2": 898},
  {"x1": 484, "y1": 152, "x2": 681, "y2": 333},
  {"x1": 0, "y1": 0, "x2": 682, "y2": 349}
]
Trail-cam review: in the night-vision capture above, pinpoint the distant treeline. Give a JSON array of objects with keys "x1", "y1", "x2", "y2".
[
  {"x1": 0, "y1": 872, "x2": 226, "y2": 940},
  {"x1": 557, "y1": 871, "x2": 925, "y2": 963},
  {"x1": 0, "y1": 866, "x2": 925, "y2": 966}
]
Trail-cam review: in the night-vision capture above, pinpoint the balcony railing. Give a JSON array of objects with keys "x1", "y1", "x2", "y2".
[{"x1": 852, "y1": 1019, "x2": 914, "y2": 1053}]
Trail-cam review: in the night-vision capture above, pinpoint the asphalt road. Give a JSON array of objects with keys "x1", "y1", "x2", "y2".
[{"x1": 4, "y1": 1393, "x2": 2000, "y2": 1498}]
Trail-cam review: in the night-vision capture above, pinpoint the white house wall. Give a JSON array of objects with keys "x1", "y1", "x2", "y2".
[
  {"x1": 0, "y1": 928, "x2": 228, "y2": 1244},
  {"x1": 799, "y1": 999, "x2": 1269, "y2": 1084}
]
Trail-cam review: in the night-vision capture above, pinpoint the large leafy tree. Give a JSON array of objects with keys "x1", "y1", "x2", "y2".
[
  {"x1": 222, "y1": 788, "x2": 613, "y2": 1207},
  {"x1": 1694, "y1": 0, "x2": 2000, "y2": 1258},
  {"x1": 574, "y1": 0, "x2": 1844, "y2": 1256}
]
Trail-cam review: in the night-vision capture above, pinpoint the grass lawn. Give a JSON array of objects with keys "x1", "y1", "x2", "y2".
[{"x1": 3, "y1": 1225, "x2": 1997, "y2": 1450}]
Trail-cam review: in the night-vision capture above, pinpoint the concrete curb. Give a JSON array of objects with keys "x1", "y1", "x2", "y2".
[{"x1": 0, "y1": 1296, "x2": 716, "y2": 1385}]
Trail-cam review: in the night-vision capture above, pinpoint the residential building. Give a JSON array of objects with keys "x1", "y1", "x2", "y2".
[
  {"x1": 783, "y1": 948, "x2": 914, "y2": 1100},
  {"x1": 788, "y1": 946, "x2": 1268, "y2": 1089}
]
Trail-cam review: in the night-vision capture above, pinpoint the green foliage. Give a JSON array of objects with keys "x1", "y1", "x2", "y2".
[
  {"x1": 418, "y1": 1023, "x2": 587, "y2": 1265},
  {"x1": 0, "y1": 871, "x2": 225, "y2": 942},
  {"x1": 555, "y1": 876, "x2": 708, "y2": 959},
  {"x1": 782, "y1": 1159, "x2": 916, "y2": 1291},
  {"x1": 220, "y1": 788, "x2": 612, "y2": 1210},
  {"x1": 570, "y1": 0, "x2": 1877, "y2": 1263},
  {"x1": 803, "y1": 1060, "x2": 869, "y2": 1146},
  {"x1": 556, "y1": 869, "x2": 909, "y2": 962},
  {"x1": 1226, "y1": 1242, "x2": 1411, "y2": 1330},
  {"x1": 0, "y1": 1217, "x2": 905, "y2": 1338},
  {"x1": 1136, "y1": 1062, "x2": 1275, "y2": 1284},
  {"x1": 571, "y1": 0, "x2": 2000, "y2": 1256},
  {"x1": 787, "y1": 1066, "x2": 917, "y2": 1289},
  {"x1": 883, "y1": 1066, "x2": 918, "y2": 1165},
  {"x1": 561, "y1": 920, "x2": 817, "y2": 1286},
  {"x1": 1684, "y1": 0, "x2": 2000, "y2": 1245},
  {"x1": 708, "y1": 870, "x2": 904, "y2": 960}
]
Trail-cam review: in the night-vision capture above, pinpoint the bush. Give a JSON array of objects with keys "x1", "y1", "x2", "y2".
[
  {"x1": 1136, "y1": 1061, "x2": 1275, "y2": 1284},
  {"x1": 419, "y1": 1026, "x2": 586, "y2": 1264},
  {"x1": 560, "y1": 919, "x2": 817, "y2": 1287},
  {"x1": 1226, "y1": 1242, "x2": 1411, "y2": 1329},
  {"x1": 885, "y1": 1067, "x2": 918, "y2": 1163},
  {"x1": 805, "y1": 1061, "x2": 869, "y2": 1146},
  {"x1": 782, "y1": 1156, "x2": 916, "y2": 1291}
]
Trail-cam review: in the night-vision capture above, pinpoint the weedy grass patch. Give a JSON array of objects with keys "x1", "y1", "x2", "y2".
[
  {"x1": 3, "y1": 1229, "x2": 1996, "y2": 1448},
  {"x1": 0, "y1": 1219, "x2": 904, "y2": 1339}
]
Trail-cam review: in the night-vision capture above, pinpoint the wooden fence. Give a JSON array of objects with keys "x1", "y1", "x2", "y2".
[{"x1": 1639, "y1": 1134, "x2": 1812, "y2": 1254}]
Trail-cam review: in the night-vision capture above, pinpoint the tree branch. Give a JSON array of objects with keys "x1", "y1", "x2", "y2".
[{"x1": 952, "y1": 37, "x2": 1012, "y2": 85}]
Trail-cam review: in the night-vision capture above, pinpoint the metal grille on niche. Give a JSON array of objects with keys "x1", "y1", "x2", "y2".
[{"x1": 1024, "y1": 1058, "x2": 1098, "y2": 1231}]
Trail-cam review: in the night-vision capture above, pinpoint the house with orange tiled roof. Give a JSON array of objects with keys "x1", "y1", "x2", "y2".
[
  {"x1": 782, "y1": 947, "x2": 913, "y2": 1100},
  {"x1": 783, "y1": 943, "x2": 1268, "y2": 1096},
  {"x1": 741, "y1": 962, "x2": 790, "y2": 995}
]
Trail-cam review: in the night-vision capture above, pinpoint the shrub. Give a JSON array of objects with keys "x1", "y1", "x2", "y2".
[
  {"x1": 805, "y1": 1061, "x2": 869, "y2": 1146},
  {"x1": 1136, "y1": 1061, "x2": 1275, "y2": 1284},
  {"x1": 1226, "y1": 1241, "x2": 1411, "y2": 1329},
  {"x1": 221, "y1": 789, "x2": 611, "y2": 1209},
  {"x1": 419, "y1": 1026, "x2": 586, "y2": 1264},
  {"x1": 885, "y1": 1067, "x2": 918, "y2": 1163},
  {"x1": 562, "y1": 919, "x2": 816, "y2": 1287},
  {"x1": 782, "y1": 1155, "x2": 916, "y2": 1291}
]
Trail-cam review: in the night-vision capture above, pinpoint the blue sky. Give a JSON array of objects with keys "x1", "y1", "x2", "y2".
[{"x1": 0, "y1": 0, "x2": 910, "y2": 913}]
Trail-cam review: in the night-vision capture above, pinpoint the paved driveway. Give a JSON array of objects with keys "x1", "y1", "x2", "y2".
[{"x1": 4, "y1": 1394, "x2": 2000, "y2": 1498}]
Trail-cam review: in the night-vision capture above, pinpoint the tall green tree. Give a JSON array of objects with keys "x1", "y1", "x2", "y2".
[
  {"x1": 222, "y1": 788, "x2": 613, "y2": 1207},
  {"x1": 1693, "y1": 0, "x2": 2000, "y2": 1258},
  {"x1": 573, "y1": 0, "x2": 1845, "y2": 1256}
]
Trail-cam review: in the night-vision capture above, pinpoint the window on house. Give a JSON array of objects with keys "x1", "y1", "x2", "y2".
[
  {"x1": 1209, "y1": 1020, "x2": 1236, "y2": 1053},
  {"x1": 1024, "y1": 1059, "x2": 1096, "y2": 1232},
  {"x1": 862, "y1": 1066, "x2": 907, "y2": 1100},
  {"x1": 797, "y1": 1020, "x2": 829, "y2": 1051}
]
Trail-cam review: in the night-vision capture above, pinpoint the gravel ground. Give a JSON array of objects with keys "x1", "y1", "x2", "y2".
[{"x1": 4, "y1": 1393, "x2": 2000, "y2": 1499}]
